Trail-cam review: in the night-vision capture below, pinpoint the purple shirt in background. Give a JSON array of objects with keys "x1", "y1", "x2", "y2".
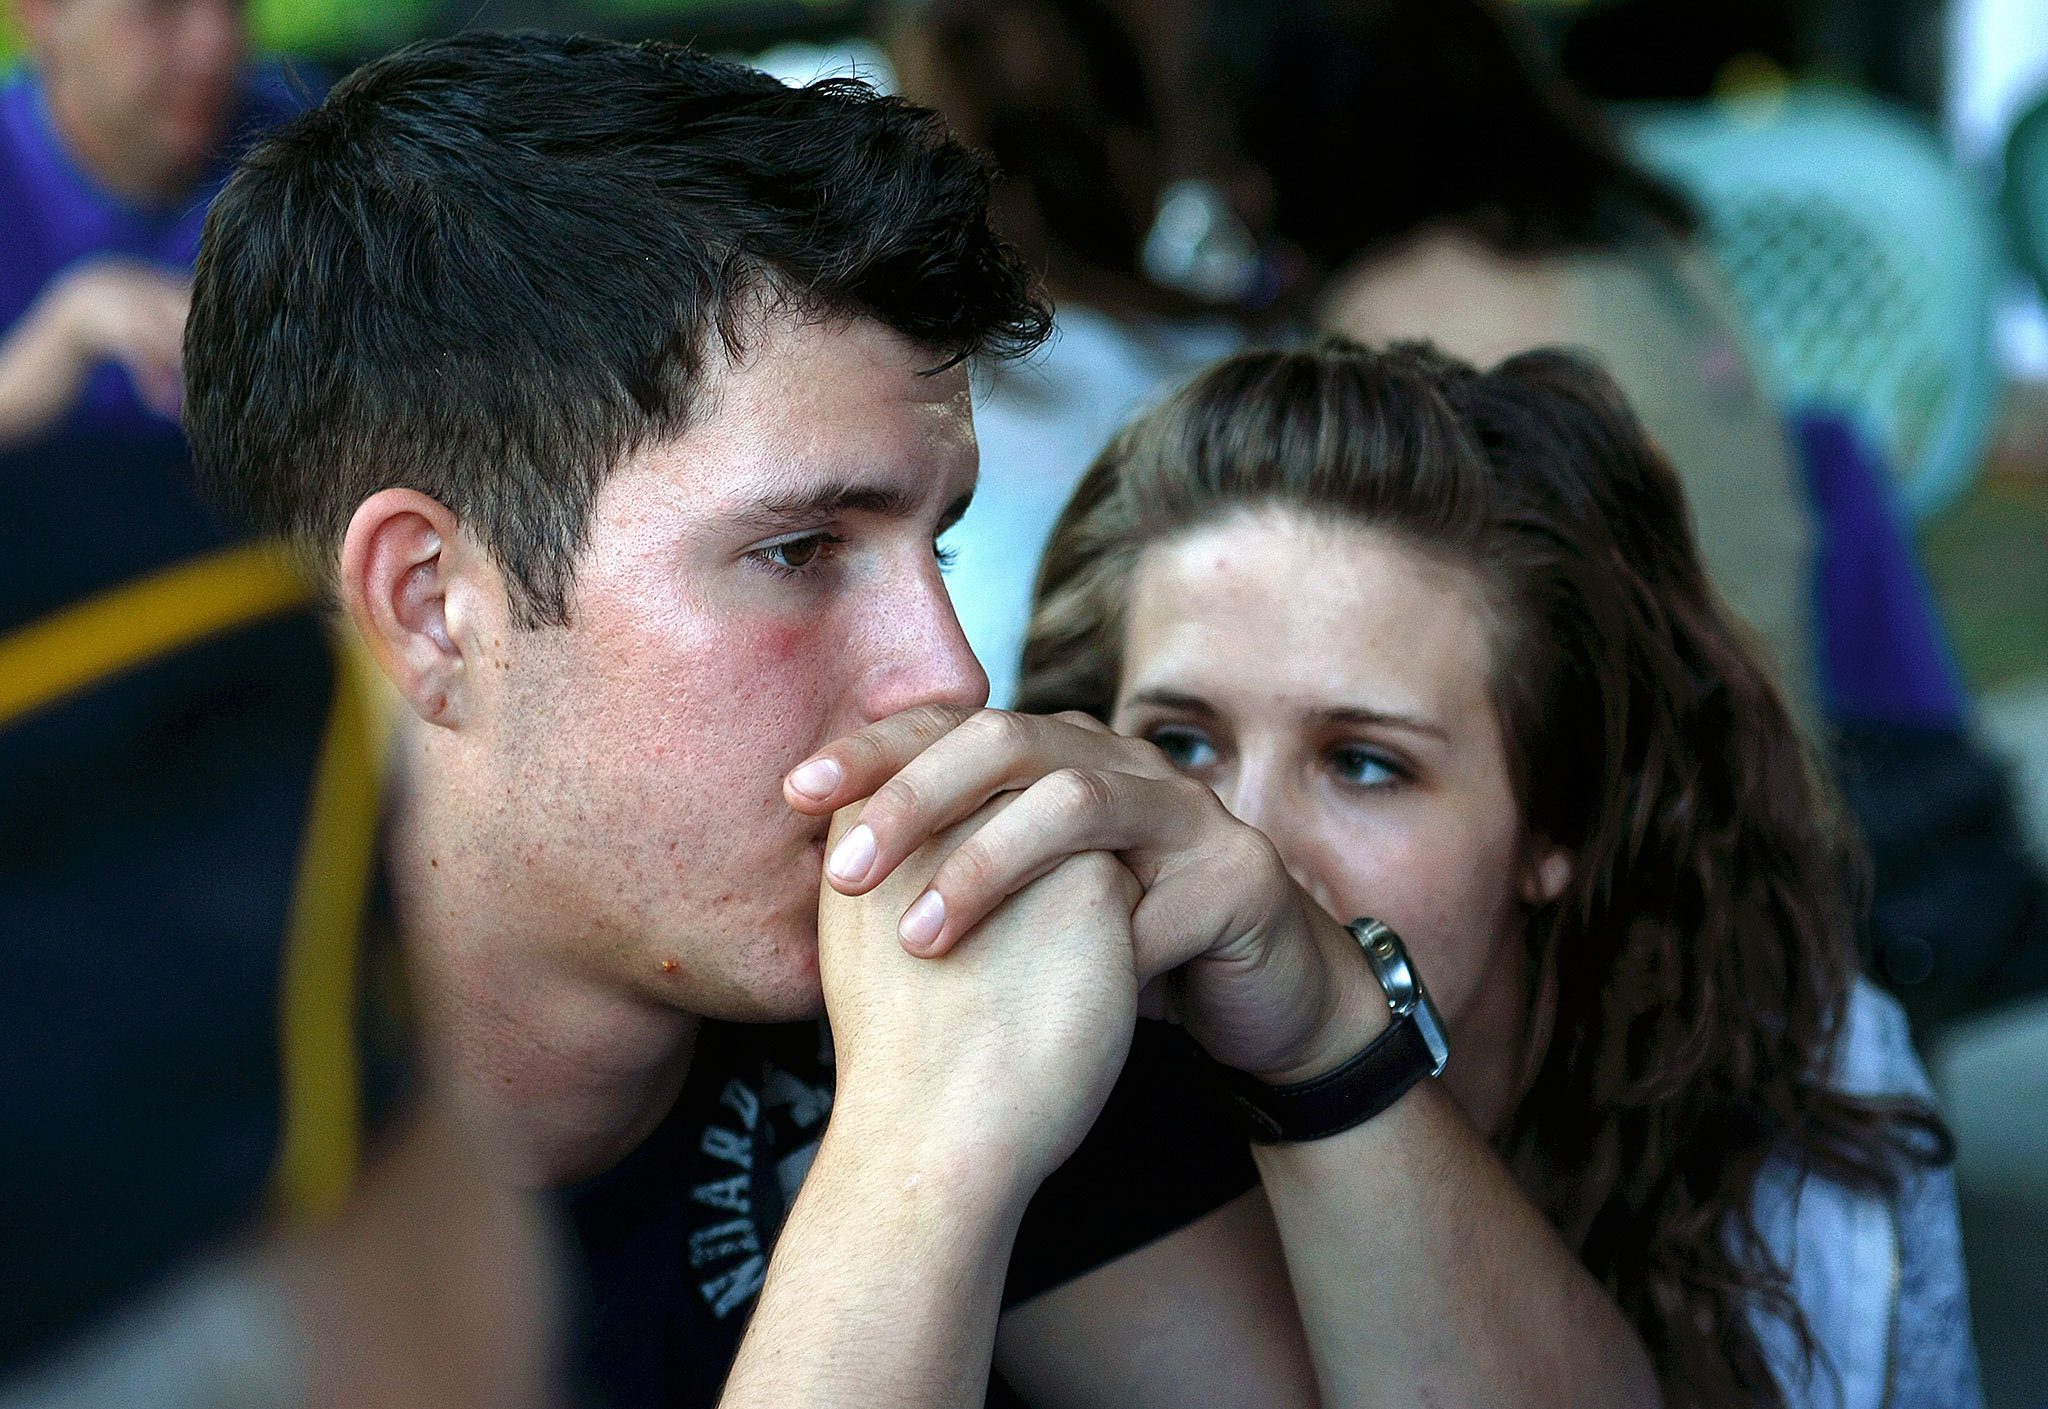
[{"x1": 0, "y1": 64, "x2": 307, "y2": 440}]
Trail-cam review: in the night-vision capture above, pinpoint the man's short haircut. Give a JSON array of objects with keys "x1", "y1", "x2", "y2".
[{"x1": 185, "y1": 31, "x2": 1051, "y2": 625}]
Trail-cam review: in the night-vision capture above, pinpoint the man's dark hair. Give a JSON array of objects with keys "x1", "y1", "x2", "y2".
[{"x1": 185, "y1": 31, "x2": 1051, "y2": 625}]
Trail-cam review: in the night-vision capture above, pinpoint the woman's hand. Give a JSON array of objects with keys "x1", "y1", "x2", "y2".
[{"x1": 788, "y1": 706, "x2": 1387, "y2": 1083}]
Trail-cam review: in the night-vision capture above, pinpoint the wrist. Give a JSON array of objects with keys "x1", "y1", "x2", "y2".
[
  {"x1": 1252, "y1": 910, "x2": 1392, "y2": 1086},
  {"x1": 725, "y1": 1083, "x2": 1028, "y2": 1409},
  {"x1": 31, "y1": 278, "x2": 96, "y2": 374},
  {"x1": 816, "y1": 1085, "x2": 1046, "y2": 1230}
]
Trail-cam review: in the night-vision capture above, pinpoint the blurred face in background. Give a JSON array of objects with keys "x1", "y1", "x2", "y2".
[{"x1": 20, "y1": 0, "x2": 247, "y2": 203}]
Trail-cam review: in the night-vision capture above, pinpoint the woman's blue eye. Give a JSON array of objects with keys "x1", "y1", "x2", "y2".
[
  {"x1": 1329, "y1": 745, "x2": 1400, "y2": 788},
  {"x1": 1149, "y1": 727, "x2": 1219, "y2": 772}
]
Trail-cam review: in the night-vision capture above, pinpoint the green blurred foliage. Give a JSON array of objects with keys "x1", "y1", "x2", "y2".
[
  {"x1": 0, "y1": 0, "x2": 828, "y2": 69},
  {"x1": 1922, "y1": 472, "x2": 2048, "y2": 693},
  {"x1": 245, "y1": 0, "x2": 428, "y2": 61},
  {"x1": 0, "y1": 0, "x2": 426, "y2": 65}
]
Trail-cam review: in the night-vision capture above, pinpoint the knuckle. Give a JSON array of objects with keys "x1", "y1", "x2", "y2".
[
  {"x1": 1043, "y1": 766, "x2": 1116, "y2": 817},
  {"x1": 898, "y1": 703, "x2": 972, "y2": 745},
  {"x1": 1123, "y1": 733, "x2": 1182, "y2": 778},
  {"x1": 1062, "y1": 851, "x2": 1142, "y2": 911},
  {"x1": 1062, "y1": 847, "x2": 1127, "y2": 888},
  {"x1": 1053, "y1": 708, "x2": 1111, "y2": 735},
  {"x1": 836, "y1": 728, "x2": 890, "y2": 773},
  {"x1": 943, "y1": 837, "x2": 1006, "y2": 896},
  {"x1": 867, "y1": 772, "x2": 930, "y2": 829},
  {"x1": 1225, "y1": 820, "x2": 1283, "y2": 883},
  {"x1": 968, "y1": 707, "x2": 1034, "y2": 753},
  {"x1": 1163, "y1": 770, "x2": 1216, "y2": 812}
]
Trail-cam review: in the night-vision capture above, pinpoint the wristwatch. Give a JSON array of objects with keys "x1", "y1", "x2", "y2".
[{"x1": 1216, "y1": 919, "x2": 1449, "y2": 1144}]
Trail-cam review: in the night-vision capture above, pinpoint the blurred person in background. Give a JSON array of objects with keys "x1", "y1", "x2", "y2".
[
  {"x1": 186, "y1": 32, "x2": 1663, "y2": 1409},
  {"x1": 0, "y1": 0, "x2": 344, "y2": 1377},
  {"x1": 887, "y1": 0, "x2": 1245, "y2": 707},
  {"x1": 0, "y1": 0, "x2": 304, "y2": 448},
  {"x1": 1206, "y1": 0, "x2": 1820, "y2": 715},
  {"x1": 1016, "y1": 339, "x2": 1981, "y2": 1409}
]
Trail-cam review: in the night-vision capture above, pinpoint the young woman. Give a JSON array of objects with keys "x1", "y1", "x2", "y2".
[{"x1": 1017, "y1": 339, "x2": 1980, "y2": 1408}]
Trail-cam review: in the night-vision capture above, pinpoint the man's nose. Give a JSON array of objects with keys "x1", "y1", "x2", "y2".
[{"x1": 856, "y1": 568, "x2": 989, "y2": 724}]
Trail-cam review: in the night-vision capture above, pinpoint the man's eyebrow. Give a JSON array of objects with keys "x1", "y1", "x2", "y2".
[
  {"x1": 731, "y1": 480, "x2": 922, "y2": 532},
  {"x1": 936, "y1": 489, "x2": 974, "y2": 535},
  {"x1": 731, "y1": 481, "x2": 977, "y2": 536}
]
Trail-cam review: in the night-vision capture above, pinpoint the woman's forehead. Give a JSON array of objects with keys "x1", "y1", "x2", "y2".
[{"x1": 1119, "y1": 511, "x2": 1499, "y2": 728}]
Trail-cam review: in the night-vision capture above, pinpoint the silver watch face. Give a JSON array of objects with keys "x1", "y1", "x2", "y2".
[{"x1": 1350, "y1": 918, "x2": 1449, "y2": 1076}]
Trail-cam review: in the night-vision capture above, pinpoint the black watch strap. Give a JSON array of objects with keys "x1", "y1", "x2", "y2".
[{"x1": 1214, "y1": 1012, "x2": 1434, "y2": 1144}]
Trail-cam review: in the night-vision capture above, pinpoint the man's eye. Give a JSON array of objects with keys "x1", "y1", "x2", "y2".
[
  {"x1": 1148, "y1": 726, "x2": 1219, "y2": 772},
  {"x1": 754, "y1": 533, "x2": 841, "y2": 575}
]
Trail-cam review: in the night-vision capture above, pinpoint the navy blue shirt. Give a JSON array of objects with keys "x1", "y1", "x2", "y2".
[{"x1": 558, "y1": 1018, "x2": 1257, "y2": 1408}]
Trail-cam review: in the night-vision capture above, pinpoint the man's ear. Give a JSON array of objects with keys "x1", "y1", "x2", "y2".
[
  {"x1": 1518, "y1": 842, "x2": 1573, "y2": 909},
  {"x1": 340, "y1": 488, "x2": 497, "y2": 729}
]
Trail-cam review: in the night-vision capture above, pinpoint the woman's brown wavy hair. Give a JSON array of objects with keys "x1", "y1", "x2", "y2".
[{"x1": 1016, "y1": 339, "x2": 1950, "y2": 1406}]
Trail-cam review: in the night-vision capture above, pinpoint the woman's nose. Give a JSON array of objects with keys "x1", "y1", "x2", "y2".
[{"x1": 1218, "y1": 766, "x2": 1341, "y2": 918}]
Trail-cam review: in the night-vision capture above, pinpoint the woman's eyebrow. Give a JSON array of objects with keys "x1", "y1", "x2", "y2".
[
  {"x1": 1126, "y1": 688, "x2": 1218, "y2": 717},
  {"x1": 1317, "y1": 705, "x2": 1448, "y2": 742},
  {"x1": 1127, "y1": 691, "x2": 1448, "y2": 743}
]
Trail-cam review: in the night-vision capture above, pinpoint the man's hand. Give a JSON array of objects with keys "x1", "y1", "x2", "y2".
[
  {"x1": 0, "y1": 260, "x2": 190, "y2": 447},
  {"x1": 720, "y1": 809, "x2": 1144, "y2": 1409},
  {"x1": 817, "y1": 798, "x2": 1144, "y2": 1197},
  {"x1": 787, "y1": 706, "x2": 1385, "y2": 1085}
]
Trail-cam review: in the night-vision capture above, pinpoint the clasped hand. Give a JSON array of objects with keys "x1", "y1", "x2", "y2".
[
  {"x1": 814, "y1": 798, "x2": 1141, "y2": 1191},
  {"x1": 794, "y1": 707, "x2": 1386, "y2": 1134}
]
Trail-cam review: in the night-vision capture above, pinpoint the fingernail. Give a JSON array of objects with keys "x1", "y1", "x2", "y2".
[
  {"x1": 788, "y1": 757, "x2": 842, "y2": 800},
  {"x1": 826, "y1": 824, "x2": 876, "y2": 885},
  {"x1": 899, "y1": 891, "x2": 946, "y2": 951}
]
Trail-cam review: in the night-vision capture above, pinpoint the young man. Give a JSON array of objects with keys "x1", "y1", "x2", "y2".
[{"x1": 185, "y1": 32, "x2": 1660, "y2": 1409}]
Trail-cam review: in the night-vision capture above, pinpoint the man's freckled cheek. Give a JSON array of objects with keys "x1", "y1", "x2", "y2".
[
  {"x1": 754, "y1": 619, "x2": 817, "y2": 666},
  {"x1": 614, "y1": 620, "x2": 843, "y2": 792},
  {"x1": 726, "y1": 618, "x2": 843, "y2": 718}
]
